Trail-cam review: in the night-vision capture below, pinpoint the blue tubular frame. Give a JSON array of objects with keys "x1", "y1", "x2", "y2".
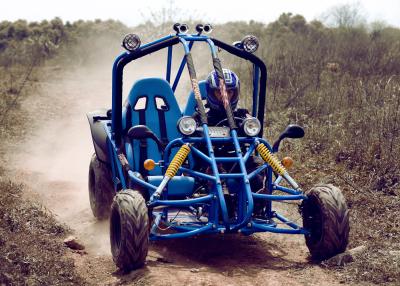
[{"x1": 107, "y1": 33, "x2": 307, "y2": 240}]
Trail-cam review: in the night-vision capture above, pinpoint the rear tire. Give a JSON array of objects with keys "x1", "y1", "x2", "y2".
[
  {"x1": 301, "y1": 184, "x2": 350, "y2": 260},
  {"x1": 88, "y1": 153, "x2": 114, "y2": 219},
  {"x1": 110, "y1": 190, "x2": 149, "y2": 272}
]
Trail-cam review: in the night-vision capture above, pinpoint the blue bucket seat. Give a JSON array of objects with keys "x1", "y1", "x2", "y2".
[{"x1": 122, "y1": 78, "x2": 194, "y2": 198}]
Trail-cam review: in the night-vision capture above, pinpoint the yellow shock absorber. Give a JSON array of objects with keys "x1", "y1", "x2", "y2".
[
  {"x1": 256, "y1": 143, "x2": 286, "y2": 175},
  {"x1": 166, "y1": 144, "x2": 191, "y2": 178},
  {"x1": 152, "y1": 144, "x2": 191, "y2": 199}
]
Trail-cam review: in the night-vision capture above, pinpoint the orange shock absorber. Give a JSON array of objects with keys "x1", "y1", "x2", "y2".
[
  {"x1": 256, "y1": 142, "x2": 300, "y2": 190},
  {"x1": 152, "y1": 144, "x2": 191, "y2": 199}
]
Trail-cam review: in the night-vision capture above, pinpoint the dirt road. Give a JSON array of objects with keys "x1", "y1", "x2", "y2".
[{"x1": 11, "y1": 62, "x2": 344, "y2": 286}]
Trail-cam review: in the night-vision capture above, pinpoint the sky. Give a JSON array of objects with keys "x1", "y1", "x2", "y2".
[{"x1": 1, "y1": 0, "x2": 399, "y2": 27}]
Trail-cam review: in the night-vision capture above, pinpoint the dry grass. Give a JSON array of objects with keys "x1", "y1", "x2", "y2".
[{"x1": 0, "y1": 178, "x2": 86, "y2": 285}]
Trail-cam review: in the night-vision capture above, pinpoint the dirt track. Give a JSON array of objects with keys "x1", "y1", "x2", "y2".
[{"x1": 11, "y1": 63, "x2": 345, "y2": 286}]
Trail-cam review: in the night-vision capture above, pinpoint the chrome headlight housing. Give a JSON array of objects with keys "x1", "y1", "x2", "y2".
[
  {"x1": 242, "y1": 35, "x2": 259, "y2": 53},
  {"x1": 122, "y1": 34, "x2": 141, "y2": 52},
  {"x1": 177, "y1": 116, "x2": 197, "y2": 136},
  {"x1": 242, "y1": 117, "x2": 261, "y2": 137}
]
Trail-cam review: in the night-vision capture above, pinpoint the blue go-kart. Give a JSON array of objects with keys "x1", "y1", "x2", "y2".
[{"x1": 87, "y1": 23, "x2": 350, "y2": 271}]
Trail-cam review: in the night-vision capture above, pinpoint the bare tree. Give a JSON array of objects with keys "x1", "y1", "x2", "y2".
[{"x1": 321, "y1": 2, "x2": 366, "y2": 28}]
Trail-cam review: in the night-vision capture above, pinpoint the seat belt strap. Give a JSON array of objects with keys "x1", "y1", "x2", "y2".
[
  {"x1": 157, "y1": 109, "x2": 168, "y2": 146},
  {"x1": 138, "y1": 110, "x2": 148, "y2": 176}
]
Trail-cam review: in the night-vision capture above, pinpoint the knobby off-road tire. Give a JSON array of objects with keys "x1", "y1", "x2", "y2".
[
  {"x1": 88, "y1": 153, "x2": 115, "y2": 220},
  {"x1": 301, "y1": 184, "x2": 350, "y2": 260},
  {"x1": 110, "y1": 190, "x2": 149, "y2": 272}
]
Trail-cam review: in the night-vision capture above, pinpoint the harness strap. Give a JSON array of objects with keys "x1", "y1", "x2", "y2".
[
  {"x1": 157, "y1": 109, "x2": 168, "y2": 146},
  {"x1": 124, "y1": 104, "x2": 132, "y2": 134},
  {"x1": 138, "y1": 110, "x2": 148, "y2": 176}
]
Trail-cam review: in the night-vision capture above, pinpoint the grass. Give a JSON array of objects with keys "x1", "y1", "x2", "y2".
[{"x1": 0, "y1": 178, "x2": 86, "y2": 285}]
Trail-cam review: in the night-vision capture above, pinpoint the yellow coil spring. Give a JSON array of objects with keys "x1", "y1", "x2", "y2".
[
  {"x1": 256, "y1": 143, "x2": 286, "y2": 175},
  {"x1": 165, "y1": 144, "x2": 191, "y2": 178}
]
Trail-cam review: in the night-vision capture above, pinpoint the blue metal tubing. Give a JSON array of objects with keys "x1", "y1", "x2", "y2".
[
  {"x1": 127, "y1": 170, "x2": 157, "y2": 191},
  {"x1": 273, "y1": 185, "x2": 303, "y2": 195},
  {"x1": 266, "y1": 167, "x2": 273, "y2": 216},
  {"x1": 151, "y1": 213, "x2": 162, "y2": 234},
  {"x1": 206, "y1": 38, "x2": 218, "y2": 57},
  {"x1": 202, "y1": 124, "x2": 229, "y2": 225},
  {"x1": 150, "y1": 223, "x2": 214, "y2": 240},
  {"x1": 162, "y1": 137, "x2": 184, "y2": 163},
  {"x1": 107, "y1": 139, "x2": 119, "y2": 189},
  {"x1": 181, "y1": 35, "x2": 211, "y2": 41},
  {"x1": 172, "y1": 39, "x2": 194, "y2": 91},
  {"x1": 173, "y1": 35, "x2": 218, "y2": 92},
  {"x1": 140, "y1": 34, "x2": 176, "y2": 49},
  {"x1": 251, "y1": 222, "x2": 308, "y2": 234},
  {"x1": 253, "y1": 193, "x2": 307, "y2": 201},
  {"x1": 257, "y1": 138, "x2": 273, "y2": 150},
  {"x1": 190, "y1": 145, "x2": 211, "y2": 164},
  {"x1": 252, "y1": 65, "x2": 260, "y2": 118},
  {"x1": 105, "y1": 127, "x2": 127, "y2": 189},
  {"x1": 243, "y1": 141, "x2": 256, "y2": 163},
  {"x1": 215, "y1": 157, "x2": 241, "y2": 163},
  {"x1": 111, "y1": 35, "x2": 268, "y2": 143},
  {"x1": 274, "y1": 212, "x2": 306, "y2": 232},
  {"x1": 230, "y1": 129, "x2": 254, "y2": 231},
  {"x1": 159, "y1": 134, "x2": 273, "y2": 230},
  {"x1": 169, "y1": 224, "x2": 207, "y2": 232},
  {"x1": 247, "y1": 163, "x2": 268, "y2": 180},
  {"x1": 179, "y1": 166, "x2": 216, "y2": 181},
  {"x1": 220, "y1": 173, "x2": 244, "y2": 179},
  {"x1": 169, "y1": 136, "x2": 254, "y2": 145},
  {"x1": 148, "y1": 194, "x2": 214, "y2": 208}
]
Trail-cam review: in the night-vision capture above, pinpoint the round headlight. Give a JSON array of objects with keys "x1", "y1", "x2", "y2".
[
  {"x1": 203, "y1": 24, "x2": 213, "y2": 34},
  {"x1": 178, "y1": 116, "x2": 197, "y2": 136},
  {"x1": 241, "y1": 35, "x2": 259, "y2": 53},
  {"x1": 173, "y1": 23, "x2": 189, "y2": 34},
  {"x1": 242, "y1": 117, "x2": 261, "y2": 137},
  {"x1": 179, "y1": 23, "x2": 189, "y2": 34},
  {"x1": 122, "y1": 34, "x2": 141, "y2": 52}
]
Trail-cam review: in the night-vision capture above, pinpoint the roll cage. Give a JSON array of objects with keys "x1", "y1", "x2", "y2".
[
  {"x1": 111, "y1": 34, "x2": 267, "y2": 145},
  {"x1": 103, "y1": 32, "x2": 307, "y2": 239}
]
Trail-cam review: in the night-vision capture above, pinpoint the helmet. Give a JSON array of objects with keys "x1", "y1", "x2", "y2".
[{"x1": 205, "y1": 68, "x2": 240, "y2": 111}]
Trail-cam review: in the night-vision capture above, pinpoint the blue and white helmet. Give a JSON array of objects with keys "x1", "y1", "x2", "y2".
[{"x1": 205, "y1": 68, "x2": 240, "y2": 111}]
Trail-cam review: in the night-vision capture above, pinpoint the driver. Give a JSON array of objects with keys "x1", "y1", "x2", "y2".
[
  {"x1": 194, "y1": 68, "x2": 266, "y2": 215},
  {"x1": 203, "y1": 68, "x2": 250, "y2": 125}
]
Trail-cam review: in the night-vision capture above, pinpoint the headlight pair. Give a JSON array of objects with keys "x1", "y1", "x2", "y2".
[{"x1": 178, "y1": 116, "x2": 261, "y2": 137}]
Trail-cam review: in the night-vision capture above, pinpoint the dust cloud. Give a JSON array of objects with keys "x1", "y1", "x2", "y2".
[{"x1": 12, "y1": 38, "x2": 217, "y2": 256}]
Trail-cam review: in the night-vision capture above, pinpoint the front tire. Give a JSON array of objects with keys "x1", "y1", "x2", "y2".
[
  {"x1": 110, "y1": 190, "x2": 149, "y2": 272},
  {"x1": 301, "y1": 184, "x2": 350, "y2": 260},
  {"x1": 88, "y1": 154, "x2": 115, "y2": 219}
]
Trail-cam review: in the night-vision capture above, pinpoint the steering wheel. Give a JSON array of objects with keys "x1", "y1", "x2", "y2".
[
  {"x1": 213, "y1": 117, "x2": 244, "y2": 154},
  {"x1": 215, "y1": 116, "x2": 244, "y2": 127}
]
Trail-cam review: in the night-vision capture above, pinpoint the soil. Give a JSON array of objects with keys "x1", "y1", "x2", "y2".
[{"x1": 8, "y1": 62, "x2": 347, "y2": 286}]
